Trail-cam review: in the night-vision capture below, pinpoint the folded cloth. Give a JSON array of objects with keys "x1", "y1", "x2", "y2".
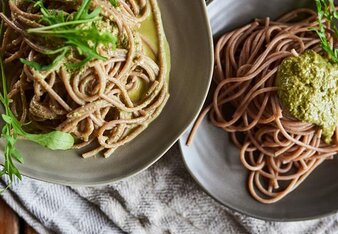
[{"x1": 1, "y1": 144, "x2": 338, "y2": 234}]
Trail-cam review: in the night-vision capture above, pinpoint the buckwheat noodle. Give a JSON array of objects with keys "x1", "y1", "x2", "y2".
[
  {"x1": 187, "y1": 8, "x2": 338, "y2": 203},
  {"x1": 1, "y1": 0, "x2": 169, "y2": 158}
]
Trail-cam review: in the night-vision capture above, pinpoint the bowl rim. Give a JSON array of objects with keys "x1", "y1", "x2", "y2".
[{"x1": 12, "y1": 0, "x2": 215, "y2": 187}]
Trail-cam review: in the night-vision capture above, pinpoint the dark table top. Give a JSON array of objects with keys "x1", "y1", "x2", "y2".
[{"x1": 0, "y1": 197, "x2": 37, "y2": 234}]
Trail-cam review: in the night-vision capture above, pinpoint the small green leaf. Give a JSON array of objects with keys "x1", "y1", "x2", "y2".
[
  {"x1": 25, "y1": 0, "x2": 118, "y2": 72},
  {"x1": 74, "y1": 0, "x2": 91, "y2": 20},
  {"x1": 9, "y1": 164, "x2": 22, "y2": 181},
  {"x1": 20, "y1": 48, "x2": 69, "y2": 71},
  {"x1": 1, "y1": 114, "x2": 12, "y2": 124},
  {"x1": 86, "y1": 7, "x2": 102, "y2": 19},
  {"x1": 66, "y1": 38, "x2": 107, "y2": 60},
  {"x1": 26, "y1": 131, "x2": 74, "y2": 150},
  {"x1": 4, "y1": 158, "x2": 14, "y2": 181},
  {"x1": 0, "y1": 168, "x2": 6, "y2": 177},
  {"x1": 109, "y1": 0, "x2": 119, "y2": 7},
  {"x1": 4, "y1": 135, "x2": 16, "y2": 147},
  {"x1": 11, "y1": 148, "x2": 24, "y2": 164},
  {"x1": 66, "y1": 56, "x2": 93, "y2": 70},
  {"x1": 20, "y1": 59, "x2": 43, "y2": 70}
]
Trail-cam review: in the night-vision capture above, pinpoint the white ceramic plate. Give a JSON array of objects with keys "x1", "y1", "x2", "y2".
[{"x1": 179, "y1": 0, "x2": 338, "y2": 221}]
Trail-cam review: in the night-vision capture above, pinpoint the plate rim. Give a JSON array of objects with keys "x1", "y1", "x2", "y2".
[{"x1": 179, "y1": 129, "x2": 338, "y2": 222}]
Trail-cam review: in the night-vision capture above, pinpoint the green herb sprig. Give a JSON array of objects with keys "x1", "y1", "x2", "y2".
[
  {"x1": 0, "y1": 56, "x2": 75, "y2": 191},
  {"x1": 21, "y1": 0, "x2": 117, "y2": 71},
  {"x1": 0, "y1": 0, "x2": 74, "y2": 192},
  {"x1": 311, "y1": 0, "x2": 338, "y2": 63}
]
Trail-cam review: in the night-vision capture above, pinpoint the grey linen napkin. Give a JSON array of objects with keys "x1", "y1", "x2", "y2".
[{"x1": 1, "y1": 144, "x2": 338, "y2": 234}]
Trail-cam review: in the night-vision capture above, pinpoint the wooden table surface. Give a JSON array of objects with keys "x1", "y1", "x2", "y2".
[{"x1": 0, "y1": 197, "x2": 37, "y2": 234}]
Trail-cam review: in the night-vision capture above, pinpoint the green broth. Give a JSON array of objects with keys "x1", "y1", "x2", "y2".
[{"x1": 128, "y1": 9, "x2": 170, "y2": 102}]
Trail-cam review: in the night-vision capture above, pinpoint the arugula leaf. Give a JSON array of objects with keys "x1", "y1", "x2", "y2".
[
  {"x1": 11, "y1": 148, "x2": 24, "y2": 164},
  {"x1": 109, "y1": 0, "x2": 119, "y2": 7},
  {"x1": 74, "y1": 0, "x2": 102, "y2": 20},
  {"x1": 66, "y1": 56, "x2": 92, "y2": 70},
  {"x1": 23, "y1": 0, "x2": 117, "y2": 71},
  {"x1": 19, "y1": 59, "x2": 43, "y2": 70},
  {"x1": 20, "y1": 47, "x2": 69, "y2": 71},
  {"x1": 1, "y1": 114, "x2": 12, "y2": 124},
  {"x1": 74, "y1": 0, "x2": 91, "y2": 20}
]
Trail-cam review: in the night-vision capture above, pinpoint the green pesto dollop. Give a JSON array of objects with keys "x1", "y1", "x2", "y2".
[{"x1": 276, "y1": 50, "x2": 338, "y2": 143}]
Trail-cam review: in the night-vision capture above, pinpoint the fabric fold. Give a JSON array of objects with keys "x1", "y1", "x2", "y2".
[{"x1": 1, "y1": 144, "x2": 338, "y2": 234}]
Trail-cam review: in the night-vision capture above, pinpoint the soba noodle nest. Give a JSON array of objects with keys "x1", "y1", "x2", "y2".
[
  {"x1": 188, "y1": 8, "x2": 338, "y2": 203},
  {"x1": 1, "y1": 0, "x2": 169, "y2": 158}
]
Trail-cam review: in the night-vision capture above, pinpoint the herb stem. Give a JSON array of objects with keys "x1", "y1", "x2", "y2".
[
  {"x1": 312, "y1": 0, "x2": 338, "y2": 63},
  {"x1": 0, "y1": 0, "x2": 76, "y2": 191},
  {"x1": 27, "y1": 17, "x2": 99, "y2": 33}
]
